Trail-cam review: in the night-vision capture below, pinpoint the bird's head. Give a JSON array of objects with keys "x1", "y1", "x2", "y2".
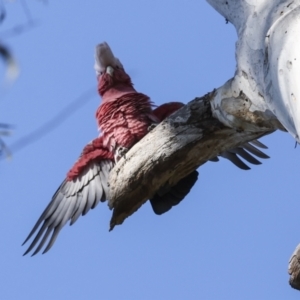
[{"x1": 94, "y1": 42, "x2": 134, "y2": 97}]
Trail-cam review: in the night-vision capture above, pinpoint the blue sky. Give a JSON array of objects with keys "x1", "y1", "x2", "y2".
[{"x1": 1, "y1": 1, "x2": 300, "y2": 299}]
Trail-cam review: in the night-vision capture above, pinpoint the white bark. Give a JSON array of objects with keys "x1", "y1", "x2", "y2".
[{"x1": 208, "y1": 0, "x2": 300, "y2": 140}]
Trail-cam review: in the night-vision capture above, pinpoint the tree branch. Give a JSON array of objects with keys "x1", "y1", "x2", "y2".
[
  {"x1": 289, "y1": 244, "x2": 300, "y2": 290},
  {"x1": 108, "y1": 91, "x2": 276, "y2": 230}
]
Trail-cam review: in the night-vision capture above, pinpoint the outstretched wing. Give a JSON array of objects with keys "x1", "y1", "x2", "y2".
[
  {"x1": 23, "y1": 160, "x2": 114, "y2": 256},
  {"x1": 150, "y1": 140, "x2": 269, "y2": 215}
]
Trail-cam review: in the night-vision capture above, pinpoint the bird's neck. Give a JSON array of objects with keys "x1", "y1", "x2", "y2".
[{"x1": 101, "y1": 85, "x2": 136, "y2": 103}]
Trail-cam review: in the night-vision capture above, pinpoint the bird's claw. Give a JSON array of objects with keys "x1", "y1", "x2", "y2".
[
  {"x1": 148, "y1": 123, "x2": 157, "y2": 132},
  {"x1": 114, "y1": 146, "x2": 128, "y2": 162}
]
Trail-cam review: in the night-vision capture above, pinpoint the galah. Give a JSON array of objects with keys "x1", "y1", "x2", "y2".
[{"x1": 22, "y1": 42, "x2": 269, "y2": 256}]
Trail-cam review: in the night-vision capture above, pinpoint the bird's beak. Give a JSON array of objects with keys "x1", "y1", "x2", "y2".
[{"x1": 106, "y1": 66, "x2": 114, "y2": 77}]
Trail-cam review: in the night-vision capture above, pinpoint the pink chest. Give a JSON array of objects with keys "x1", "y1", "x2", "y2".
[{"x1": 97, "y1": 98, "x2": 154, "y2": 151}]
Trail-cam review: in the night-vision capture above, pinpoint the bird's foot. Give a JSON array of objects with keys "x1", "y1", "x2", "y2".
[
  {"x1": 114, "y1": 146, "x2": 128, "y2": 162},
  {"x1": 148, "y1": 123, "x2": 157, "y2": 132}
]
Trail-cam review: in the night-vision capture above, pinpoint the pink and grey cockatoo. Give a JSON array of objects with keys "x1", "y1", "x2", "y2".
[{"x1": 22, "y1": 42, "x2": 269, "y2": 256}]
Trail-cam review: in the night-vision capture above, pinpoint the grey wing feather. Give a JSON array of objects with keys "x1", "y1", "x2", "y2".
[
  {"x1": 91, "y1": 175, "x2": 103, "y2": 208},
  {"x1": 249, "y1": 139, "x2": 268, "y2": 149},
  {"x1": 23, "y1": 160, "x2": 114, "y2": 256},
  {"x1": 70, "y1": 194, "x2": 85, "y2": 226},
  {"x1": 228, "y1": 148, "x2": 261, "y2": 165},
  {"x1": 217, "y1": 139, "x2": 269, "y2": 170},
  {"x1": 83, "y1": 180, "x2": 96, "y2": 215},
  {"x1": 99, "y1": 161, "x2": 110, "y2": 200},
  {"x1": 242, "y1": 142, "x2": 270, "y2": 159},
  {"x1": 219, "y1": 151, "x2": 251, "y2": 170}
]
